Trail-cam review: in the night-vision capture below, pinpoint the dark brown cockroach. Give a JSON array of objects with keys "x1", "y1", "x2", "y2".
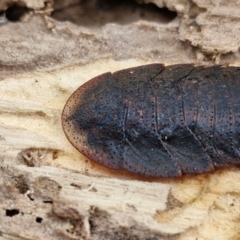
[{"x1": 62, "y1": 63, "x2": 240, "y2": 178}]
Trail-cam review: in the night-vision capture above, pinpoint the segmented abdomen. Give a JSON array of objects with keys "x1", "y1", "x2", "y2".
[{"x1": 62, "y1": 64, "x2": 240, "y2": 178}]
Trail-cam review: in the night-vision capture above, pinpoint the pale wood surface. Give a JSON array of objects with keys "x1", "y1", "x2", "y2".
[{"x1": 1, "y1": 1, "x2": 240, "y2": 239}]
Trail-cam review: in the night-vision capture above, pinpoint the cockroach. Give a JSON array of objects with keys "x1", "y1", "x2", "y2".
[{"x1": 62, "y1": 63, "x2": 240, "y2": 177}]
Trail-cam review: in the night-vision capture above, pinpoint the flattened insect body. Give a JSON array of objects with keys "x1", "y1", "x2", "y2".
[{"x1": 62, "y1": 63, "x2": 240, "y2": 178}]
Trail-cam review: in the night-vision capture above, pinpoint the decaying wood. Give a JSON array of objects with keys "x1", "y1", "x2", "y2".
[{"x1": 1, "y1": 0, "x2": 240, "y2": 239}]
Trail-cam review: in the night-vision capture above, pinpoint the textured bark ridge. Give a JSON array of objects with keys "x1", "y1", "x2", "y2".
[{"x1": 1, "y1": 0, "x2": 240, "y2": 239}]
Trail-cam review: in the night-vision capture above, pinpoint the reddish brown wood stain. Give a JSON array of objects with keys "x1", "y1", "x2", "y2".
[{"x1": 62, "y1": 64, "x2": 240, "y2": 177}]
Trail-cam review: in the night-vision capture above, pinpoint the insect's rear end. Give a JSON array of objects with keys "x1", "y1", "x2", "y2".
[{"x1": 62, "y1": 64, "x2": 240, "y2": 178}]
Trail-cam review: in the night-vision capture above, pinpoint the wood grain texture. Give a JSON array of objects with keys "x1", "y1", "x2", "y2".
[{"x1": 1, "y1": 0, "x2": 240, "y2": 239}]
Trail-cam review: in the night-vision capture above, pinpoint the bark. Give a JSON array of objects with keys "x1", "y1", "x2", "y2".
[{"x1": 1, "y1": 0, "x2": 240, "y2": 239}]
